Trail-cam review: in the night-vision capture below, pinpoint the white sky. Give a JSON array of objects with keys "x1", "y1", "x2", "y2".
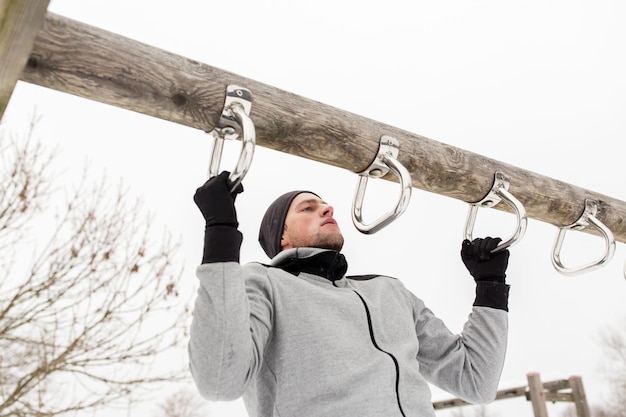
[{"x1": 4, "y1": 1, "x2": 626, "y2": 416}]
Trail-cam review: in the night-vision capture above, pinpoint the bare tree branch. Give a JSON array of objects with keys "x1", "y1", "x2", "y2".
[
  {"x1": 588, "y1": 318, "x2": 626, "y2": 417},
  {"x1": 156, "y1": 387, "x2": 211, "y2": 417},
  {"x1": 0, "y1": 117, "x2": 190, "y2": 417}
]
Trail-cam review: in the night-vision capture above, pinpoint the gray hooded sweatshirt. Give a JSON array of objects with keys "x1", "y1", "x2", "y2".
[{"x1": 189, "y1": 247, "x2": 509, "y2": 417}]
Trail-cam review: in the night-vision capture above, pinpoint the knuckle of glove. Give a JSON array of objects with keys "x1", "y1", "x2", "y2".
[
  {"x1": 461, "y1": 238, "x2": 508, "y2": 281},
  {"x1": 474, "y1": 250, "x2": 509, "y2": 280}
]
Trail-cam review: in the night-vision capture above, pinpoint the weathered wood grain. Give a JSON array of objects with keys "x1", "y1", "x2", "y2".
[
  {"x1": 17, "y1": 12, "x2": 626, "y2": 243},
  {"x1": 0, "y1": 0, "x2": 50, "y2": 117}
]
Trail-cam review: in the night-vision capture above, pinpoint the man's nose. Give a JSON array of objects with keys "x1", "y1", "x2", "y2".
[{"x1": 321, "y1": 204, "x2": 334, "y2": 217}]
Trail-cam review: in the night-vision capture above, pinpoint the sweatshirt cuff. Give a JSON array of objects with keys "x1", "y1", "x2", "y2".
[
  {"x1": 473, "y1": 281, "x2": 510, "y2": 312},
  {"x1": 202, "y1": 225, "x2": 243, "y2": 263}
]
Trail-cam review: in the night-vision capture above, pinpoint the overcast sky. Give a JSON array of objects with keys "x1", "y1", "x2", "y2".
[{"x1": 5, "y1": 1, "x2": 626, "y2": 416}]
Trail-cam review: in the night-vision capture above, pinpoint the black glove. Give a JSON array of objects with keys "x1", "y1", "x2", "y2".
[
  {"x1": 461, "y1": 237, "x2": 509, "y2": 283},
  {"x1": 193, "y1": 171, "x2": 244, "y2": 228}
]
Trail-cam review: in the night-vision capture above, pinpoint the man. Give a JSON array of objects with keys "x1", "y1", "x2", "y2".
[{"x1": 189, "y1": 171, "x2": 511, "y2": 417}]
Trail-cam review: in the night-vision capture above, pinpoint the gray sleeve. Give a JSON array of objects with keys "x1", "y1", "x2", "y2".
[
  {"x1": 411, "y1": 293, "x2": 508, "y2": 404},
  {"x1": 188, "y1": 262, "x2": 273, "y2": 401}
]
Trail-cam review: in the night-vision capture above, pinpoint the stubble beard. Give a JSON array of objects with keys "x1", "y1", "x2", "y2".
[
  {"x1": 317, "y1": 234, "x2": 344, "y2": 252},
  {"x1": 293, "y1": 231, "x2": 344, "y2": 252}
]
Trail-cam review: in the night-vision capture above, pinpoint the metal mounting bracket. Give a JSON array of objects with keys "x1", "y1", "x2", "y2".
[
  {"x1": 552, "y1": 199, "x2": 615, "y2": 276},
  {"x1": 207, "y1": 85, "x2": 255, "y2": 193},
  {"x1": 464, "y1": 171, "x2": 528, "y2": 252},
  {"x1": 351, "y1": 135, "x2": 412, "y2": 234}
]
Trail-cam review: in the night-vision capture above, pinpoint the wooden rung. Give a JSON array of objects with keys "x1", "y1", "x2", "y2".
[
  {"x1": 542, "y1": 379, "x2": 570, "y2": 391},
  {"x1": 543, "y1": 392, "x2": 574, "y2": 403},
  {"x1": 432, "y1": 374, "x2": 590, "y2": 416},
  {"x1": 496, "y1": 385, "x2": 528, "y2": 400},
  {"x1": 432, "y1": 398, "x2": 470, "y2": 409}
]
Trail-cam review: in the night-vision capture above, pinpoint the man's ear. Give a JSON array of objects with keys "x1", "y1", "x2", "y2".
[{"x1": 280, "y1": 236, "x2": 290, "y2": 250}]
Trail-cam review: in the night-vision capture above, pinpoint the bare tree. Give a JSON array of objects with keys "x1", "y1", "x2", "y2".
[
  {"x1": 588, "y1": 318, "x2": 626, "y2": 417},
  {"x1": 559, "y1": 405, "x2": 578, "y2": 417},
  {"x1": 0, "y1": 119, "x2": 190, "y2": 416},
  {"x1": 437, "y1": 404, "x2": 492, "y2": 417},
  {"x1": 452, "y1": 405, "x2": 489, "y2": 417},
  {"x1": 156, "y1": 387, "x2": 211, "y2": 417}
]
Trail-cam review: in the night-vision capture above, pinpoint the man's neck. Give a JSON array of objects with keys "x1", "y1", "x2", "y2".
[{"x1": 271, "y1": 248, "x2": 348, "y2": 282}]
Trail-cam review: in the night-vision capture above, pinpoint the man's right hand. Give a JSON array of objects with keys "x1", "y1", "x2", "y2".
[
  {"x1": 193, "y1": 171, "x2": 244, "y2": 228},
  {"x1": 460, "y1": 237, "x2": 509, "y2": 283}
]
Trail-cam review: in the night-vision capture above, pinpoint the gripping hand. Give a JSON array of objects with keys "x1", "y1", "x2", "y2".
[
  {"x1": 193, "y1": 171, "x2": 244, "y2": 228},
  {"x1": 461, "y1": 237, "x2": 509, "y2": 283}
]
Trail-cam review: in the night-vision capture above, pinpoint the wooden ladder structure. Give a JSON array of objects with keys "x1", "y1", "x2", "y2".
[
  {"x1": 3, "y1": 1, "x2": 626, "y2": 245},
  {"x1": 432, "y1": 373, "x2": 590, "y2": 417}
]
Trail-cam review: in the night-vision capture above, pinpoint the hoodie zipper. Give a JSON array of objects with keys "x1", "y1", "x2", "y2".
[{"x1": 352, "y1": 290, "x2": 407, "y2": 417}]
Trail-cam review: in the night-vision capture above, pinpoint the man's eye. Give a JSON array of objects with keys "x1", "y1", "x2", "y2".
[{"x1": 302, "y1": 206, "x2": 313, "y2": 212}]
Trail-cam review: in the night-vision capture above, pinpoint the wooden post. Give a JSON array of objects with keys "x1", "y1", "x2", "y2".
[
  {"x1": 568, "y1": 376, "x2": 591, "y2": 417},
  {"x1": 0, "y1": 0, "x2": 50, "y2": 118},
  {"x1": 7, "y1": 12, "x2": 626, "y2": 242},
  {"x1": 527, "y1": 372, "x2": 550, "y2": 417},
  {"x1": 433, "y1": 374, "x2": 591, "y2": 416}
]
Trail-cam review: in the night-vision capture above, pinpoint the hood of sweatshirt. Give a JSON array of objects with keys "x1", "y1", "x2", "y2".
[{"x1": 270, "y1": 248, "x2": 348, "y2": 282}]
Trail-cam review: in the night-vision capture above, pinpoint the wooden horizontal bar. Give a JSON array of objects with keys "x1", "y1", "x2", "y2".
[
  {"x1": 543, "y1": 392, "x2": 574, "y2": 403},
  {"x1": 19, "y1": 12, "x2": 626, "y2": 243}
]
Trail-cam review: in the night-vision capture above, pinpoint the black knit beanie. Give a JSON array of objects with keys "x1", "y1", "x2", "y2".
[{"x1": 258, "y1": 190, "x2": 319, "y2": 258}]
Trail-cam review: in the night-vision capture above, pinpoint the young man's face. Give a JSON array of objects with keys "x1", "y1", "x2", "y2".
[{"x1": 281, "y1": 193, "x2": 344, "y2": 252}]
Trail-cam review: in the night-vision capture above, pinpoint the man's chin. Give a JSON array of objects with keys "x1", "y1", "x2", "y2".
[{"x1": 321, "y1": 239, "x2": 344, "y2": 253}]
